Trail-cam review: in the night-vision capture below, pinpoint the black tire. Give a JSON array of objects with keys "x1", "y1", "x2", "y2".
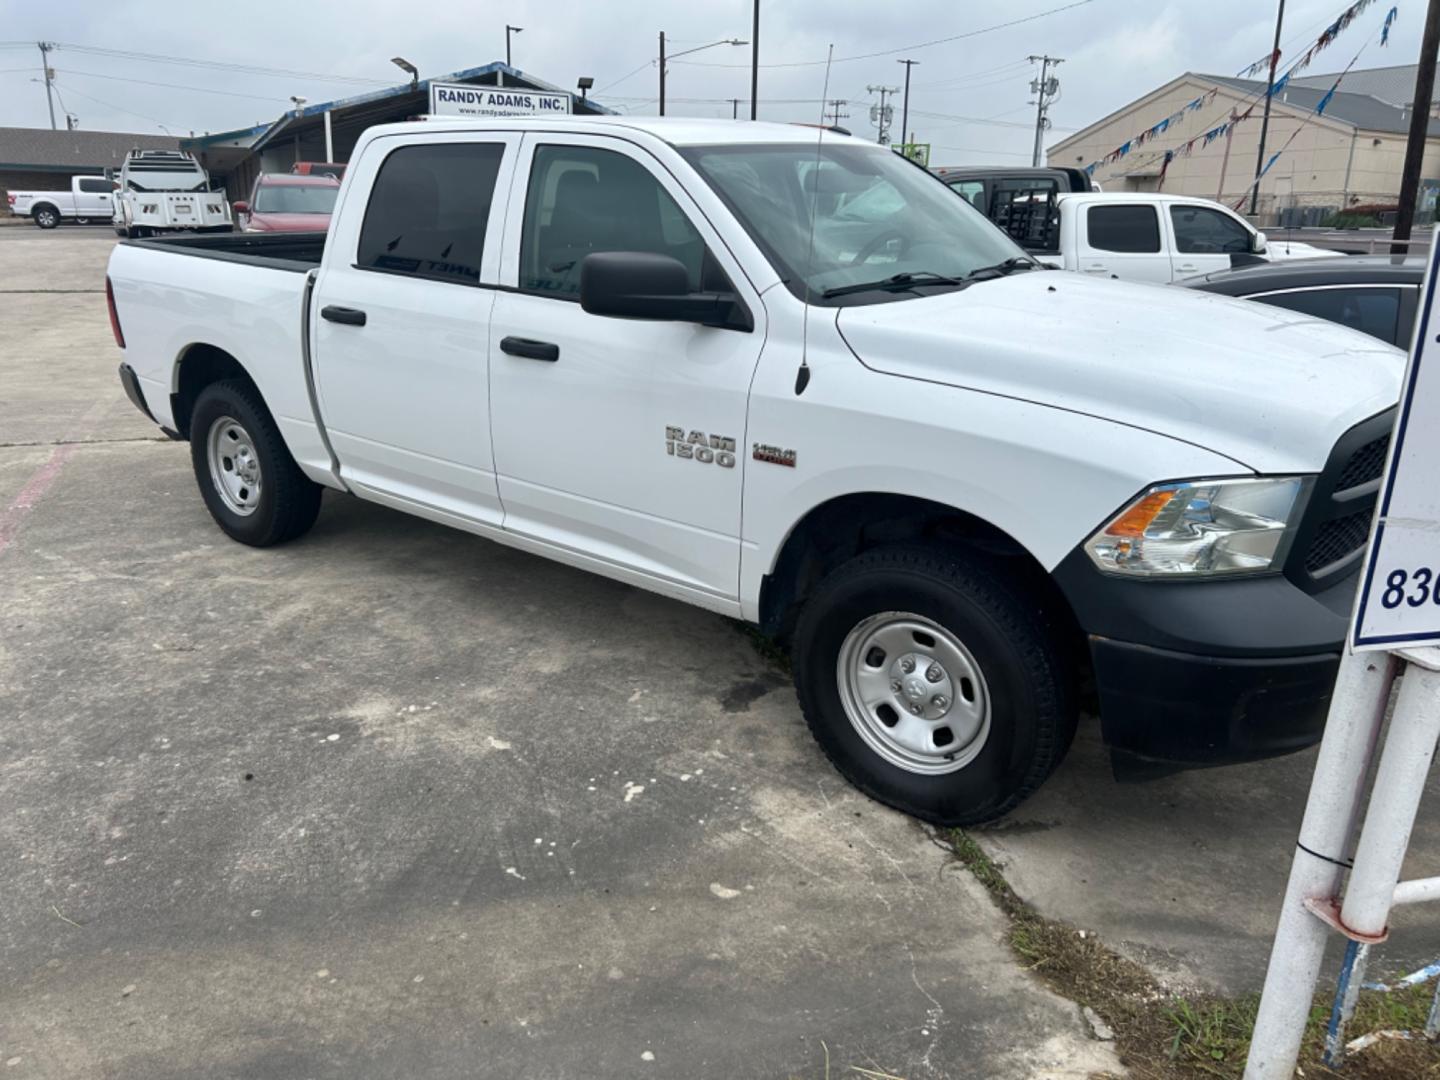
[
  {"x1": 33, "y1": 205, "x2": 59, "y2": 229},
  {"x1": 792, "y1": 546, "x2": 1076, "y2": 827},
  {"x1": 74, "y1": 217, "x2": 90, "y2": 225},
  {"x1": 189, "y1": 379, "x2": 322, "y2": 547}
]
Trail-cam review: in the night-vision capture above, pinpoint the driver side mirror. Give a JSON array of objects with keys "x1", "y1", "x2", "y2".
[
  {"x1": 1251, "y1": 230, "x2": 1268, "y2": 254},
  {"x1": 579, "y1": 252, "x2": 752, "y2": 331},
  {"x1": 232, "y1": 200, "x2": 249, "y2": 216}
]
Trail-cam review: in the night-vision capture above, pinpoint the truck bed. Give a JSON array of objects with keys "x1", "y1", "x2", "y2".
[{"x1": 123, "y1": 231, "x2": 327, "y2": 272}]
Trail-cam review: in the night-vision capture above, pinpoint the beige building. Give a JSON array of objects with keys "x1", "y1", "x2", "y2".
[{"x1": 1048, "y1": 63, "x2": 1440, "y2": 225}]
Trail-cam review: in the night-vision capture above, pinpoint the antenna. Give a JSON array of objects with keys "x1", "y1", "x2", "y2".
[{"x1": 797, "y1": 43, "x2": 835, "y2": 396}]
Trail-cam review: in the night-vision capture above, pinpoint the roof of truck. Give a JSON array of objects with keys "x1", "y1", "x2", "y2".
[{"x1": 388, "y1": 116, "x2": 870, "y2": 147}]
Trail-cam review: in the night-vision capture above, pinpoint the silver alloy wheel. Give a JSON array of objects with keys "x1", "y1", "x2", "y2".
[
  {"x1": 206, "y1": 415, "x2": 262, "y2": 517},
  {"x1": 35, "y1": 208, "x2": 57, "y2": 228},
  {"x1": 836, "y1": 611, "x2": 991, "y2": 775}
]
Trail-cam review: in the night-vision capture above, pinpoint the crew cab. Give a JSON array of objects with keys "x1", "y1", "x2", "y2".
[
  {"x1": 6, "y1": 175, "x2": 119, "y2": 228},
  {"x1": 971, "y1": 190, "x2": 1330, "y2": 283},
  {"x1": 106, "y1": 117, "x2": 1402, "y2": 826}
]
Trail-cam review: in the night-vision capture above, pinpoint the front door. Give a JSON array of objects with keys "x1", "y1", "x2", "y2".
[
  {"x1": 1167, "y1": 203, "x2": 1254, "y2": 278},
  {"x1": 77, "y1": 178, "x2": 115, "y2": 219},
  {"x1": 311, "y1": 132, "x2": 518, "y2": 525},
  {"x1": 488, "y1": 134, "x2": 766, "y2": 604}
]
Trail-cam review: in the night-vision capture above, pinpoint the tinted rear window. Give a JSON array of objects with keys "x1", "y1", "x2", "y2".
[
  {"x1": 1086, "y1": 205, "x2": 1161, "y2": 253},
  {"x1": 357, "y1": 143, "x2": 505, "y2": 285},
  {"x1": 1255, "y1": 287, "x2": 1403, "y2": 345}
]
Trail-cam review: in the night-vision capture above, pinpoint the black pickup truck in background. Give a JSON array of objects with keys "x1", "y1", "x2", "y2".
[{"x1": 932, "y1": 165, "x2": 1095, "y2": 255}]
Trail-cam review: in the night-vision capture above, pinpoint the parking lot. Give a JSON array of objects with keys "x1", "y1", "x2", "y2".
[{"x1": 3, "y1": 226, "x2": 1440, "y2": 1078}]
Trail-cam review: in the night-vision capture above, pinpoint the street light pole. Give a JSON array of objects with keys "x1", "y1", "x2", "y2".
[
  {"x1": 1249, "y1": 0, "x2": 1286, "y2": 217},
  {"x1": 750, "y1": 0, "x2": 760, "y2": 120},
  {"x1": 898, "y1": 59, "x2": 918, "y2": 152},
  {"x1": 1391, "y1": 0, "x2": 1440, "y2": 254},
  {"x1": 658, "y1": 36, "x2": 748, "y2": 118},
  {"x1": 506, "y1": 25, "x2": 523, "y2": 68}
]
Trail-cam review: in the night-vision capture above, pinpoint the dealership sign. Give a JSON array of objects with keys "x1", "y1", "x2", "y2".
[
  {"x1": 1351, "y1": 239, "x2": 1440, "y2": 650},
  {"x1": 428, "y1": 82, "x2": 572, "y2": 118}
]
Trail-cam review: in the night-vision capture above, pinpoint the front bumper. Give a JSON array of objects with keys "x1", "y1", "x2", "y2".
[{"x1": 1053, "y1": 548, "x2": 1354, "y2": 766}]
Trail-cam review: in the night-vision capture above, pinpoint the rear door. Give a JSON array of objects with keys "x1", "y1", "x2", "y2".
[
  {"x1": 1076, "y1": 202, "x2": 1171, "y2": 282},
  {"x1": 311, "y1": 131, "x2": 519, "y2": 525},
  {"x1": 487, "y1": 133, "x2": 766, "y2": 605},
  {"x1": 1168, "y1": 202, "x2": 1253, "y2": 278}
]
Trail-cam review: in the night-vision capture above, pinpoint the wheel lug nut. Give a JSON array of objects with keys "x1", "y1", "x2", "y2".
[
  {"x1": 890, "y1": 680, "x2": 902, "y2": 692},
  {"x1": 908, "y1": 703, "x2": 923, "y2": 715},
  {"x1": 900, "y1": 658, "x2": 915, "y2": 674},
  {"x1": 932, "y1": 695, "x2": 949, "y2": 710},
  {"x1": 925, "y1": 664, "x2": 943, "y2": 683}
]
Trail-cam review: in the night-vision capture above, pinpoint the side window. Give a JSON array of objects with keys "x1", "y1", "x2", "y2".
[
  {"x1": 1171, "y1": 206, "x2": 1251, "y2": 254},
  {"x1": 947, "y1": 180, "x2": 986, "y2": 210},
  {"x1": 1256, "y1": 287, "x2": 1402, "y2": 344},
  {"x1": 1086, "y1": 205, "x2": 1161, "y2": 253},
  {"x1": 356, "y1": 142, "x2": 505, "y2": 285},
  {"x1": 521, "y1": 144, "x2": 705, "y2": 297},
  {"x1": 78, "y1": 178, "x2": 112, "y2": 193}
]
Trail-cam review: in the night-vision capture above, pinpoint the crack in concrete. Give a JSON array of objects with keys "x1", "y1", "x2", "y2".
[{"x1": 0, "y1": 436, "x2": 170, "y2": 448}]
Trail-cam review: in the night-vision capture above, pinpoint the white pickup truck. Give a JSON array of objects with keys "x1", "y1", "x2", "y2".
[
  {"x1": 6, "y1": 175, "x2": 119, "y2": 228},
  {"x1": 106, "y1": 117, "x2": 1401, "y2": 825},
  {"x1": 957, "y1": 187, "x2": 1330, "y2": 284}
]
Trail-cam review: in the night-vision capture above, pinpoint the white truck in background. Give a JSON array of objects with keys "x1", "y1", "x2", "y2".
[
  {"x1": 6, "y1": 175, "x2": 119, "y2": 228},
  {"x1": 111, "y1": 149, "x2": 232, "y2": 238},
  {"x1": 106, "y1": 117, "x2": 1401, "y2": 826}
]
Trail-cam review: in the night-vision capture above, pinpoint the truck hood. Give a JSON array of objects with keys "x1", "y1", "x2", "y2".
[{"x1": 835, "y1": 271, "x2": 1402, "y2": 473}]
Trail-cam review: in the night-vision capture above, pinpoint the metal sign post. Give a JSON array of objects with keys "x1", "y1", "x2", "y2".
[{"x1": 1245, "y1": 227, "x2": 1440, "y2": 1078}]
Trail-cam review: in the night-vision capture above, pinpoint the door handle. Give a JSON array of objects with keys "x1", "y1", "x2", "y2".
[
  {"x1": 321, "y1": 305, "x2": 367, "y2": 326},
  {"x1": 500, "y1": 336, "x2": 559, "y2": 362}
]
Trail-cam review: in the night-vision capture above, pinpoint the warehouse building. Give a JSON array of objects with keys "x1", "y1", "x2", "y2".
[
  {"x1": 183, "y1": 61, "x2": 612, "y2": 202},
  {"x1": 1049, "y1": 63, "x2": 1440, "y2": 224},
  {"x1": 0, "y1": 127, "x2": 179, "y2": 205}
]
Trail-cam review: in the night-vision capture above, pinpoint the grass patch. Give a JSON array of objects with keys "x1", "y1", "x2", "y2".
[
  {"x1": 732, "y1": 620, "x2": 792, "y2": 674},
  {"x1": 949, "y1": 828, "x2": 1440, "y2": 1078}
]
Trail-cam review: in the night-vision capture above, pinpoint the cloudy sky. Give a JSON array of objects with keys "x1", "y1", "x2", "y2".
[{"x1": 0, "y1": 0, "x2": 1429, "y2": 162}]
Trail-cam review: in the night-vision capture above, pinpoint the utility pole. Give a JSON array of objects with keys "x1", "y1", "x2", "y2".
[
  {"x1": 1028, "y1": 55, "x2": 1062, "y2": 166},
  {"x1": 868, "y1": 84, "x2": 898, "y2": 144},
  {"x1": 1217, "y1": 108, "x2": 1241, "y2": 201},
  {"x1": 1392, "y1": 0, "x2": 1440, "y2": 254},
  {"x1": 659, "y1": 31, "x2": 666, "y2": 116},
  {"x1": 729, "y1": 97, "x2": 740, "y2": 119},
  {"x1": 824, "y1": 99, "x2": 849, "y2": 127},
  {"x1": 37, "y1": 41, "x2": 56, "y2": 131},
  {"x1": 750, "y1": 0, "x2": 760, "y2": 120},
  {"x1": 897, "y1": 59, "x2": 918, "y2": 153},
  {"x1": 1249, "y1": 0, "x2": 1285, "y2": 217}
]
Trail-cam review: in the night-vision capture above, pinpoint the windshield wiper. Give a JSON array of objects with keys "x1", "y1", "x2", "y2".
[
  {"x1": 821, "y1": 271, "x2": 965, "y2": 300},
  {"x1": 965, "y1": 256, "x2": 1042, "y2": 280}
]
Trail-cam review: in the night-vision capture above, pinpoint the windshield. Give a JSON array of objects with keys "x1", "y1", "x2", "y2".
[
  {"x1": 254, "y1": 183, "x2": 339, "y2": 215},
  {"x1": 681, "y1": 141, "x2": 1026, "y2": 304}
]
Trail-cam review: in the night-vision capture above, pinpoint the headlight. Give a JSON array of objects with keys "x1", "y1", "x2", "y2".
[{"x1": 1086, "y1": 477, "x2": 1307, "y2": 577}]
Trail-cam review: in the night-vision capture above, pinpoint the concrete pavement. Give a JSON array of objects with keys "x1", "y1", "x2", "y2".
[{"x1": 0, "y1": 229, "x2": 1117, "y2": 1079}]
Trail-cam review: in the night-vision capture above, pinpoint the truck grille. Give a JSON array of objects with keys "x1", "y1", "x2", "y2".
[{"x1": 1286, "y1": 411, "x2": 1393, "y2": 593}]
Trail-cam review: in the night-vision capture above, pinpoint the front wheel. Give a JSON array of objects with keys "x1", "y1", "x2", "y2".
[
  {"x1": 792, "y1": 546, "x2": 1076, "y2": 826},
  {"x1": 189, "y1": 380, "x2": 322, "y2": 547}
]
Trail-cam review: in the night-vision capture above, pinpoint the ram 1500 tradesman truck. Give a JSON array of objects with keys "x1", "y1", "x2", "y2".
[{"x1": 106, "y1": 117, "x2": 1403, "y2": 825}]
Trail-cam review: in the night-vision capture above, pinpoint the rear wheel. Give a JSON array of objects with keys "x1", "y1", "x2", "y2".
[
  {"x1": 792, "y1": 545, "x2": 1076, "y2": 826},
  {"x1": 189, "y1": 380, "x2": 322, "y2": 546},
  {"x1": 33, "y1": 206, "x2": 59, "y2": 229}
]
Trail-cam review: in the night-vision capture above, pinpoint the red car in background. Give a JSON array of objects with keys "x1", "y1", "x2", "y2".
[{"x1": 234, "y1": 173, "x2": 340, "y2": 233}]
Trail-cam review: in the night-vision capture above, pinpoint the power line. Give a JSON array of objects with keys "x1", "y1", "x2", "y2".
[
  {"x1": 909, "y1": 107, "x2": 1076, "y2": 131},
  {"x1": 670, "y1": 0, "x2": 1097, "y2": 68},
  {"x1": 52, "y1": 67, "x2": 292, "y2": 102},
  {"x1": 594, "y1": 58, "x2": 655, "y2": 95},
  {"x1": 53, "y1": 82, "x2": 182, "y2": 133},
  {"x1": 48, "y1": 41, "x2": 389, "y2": 86}
]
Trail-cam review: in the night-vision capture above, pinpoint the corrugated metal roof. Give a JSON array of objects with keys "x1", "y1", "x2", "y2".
[
  {"x1": 1289, "y1": 64, "x2": 1431, "y2": 109},
  {"x1": 0, "y1": 127, "x2": 180, "y2": 170},
  {"x1": 1203, "y1": 73, "x2": 1440, "y2": 136}
]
